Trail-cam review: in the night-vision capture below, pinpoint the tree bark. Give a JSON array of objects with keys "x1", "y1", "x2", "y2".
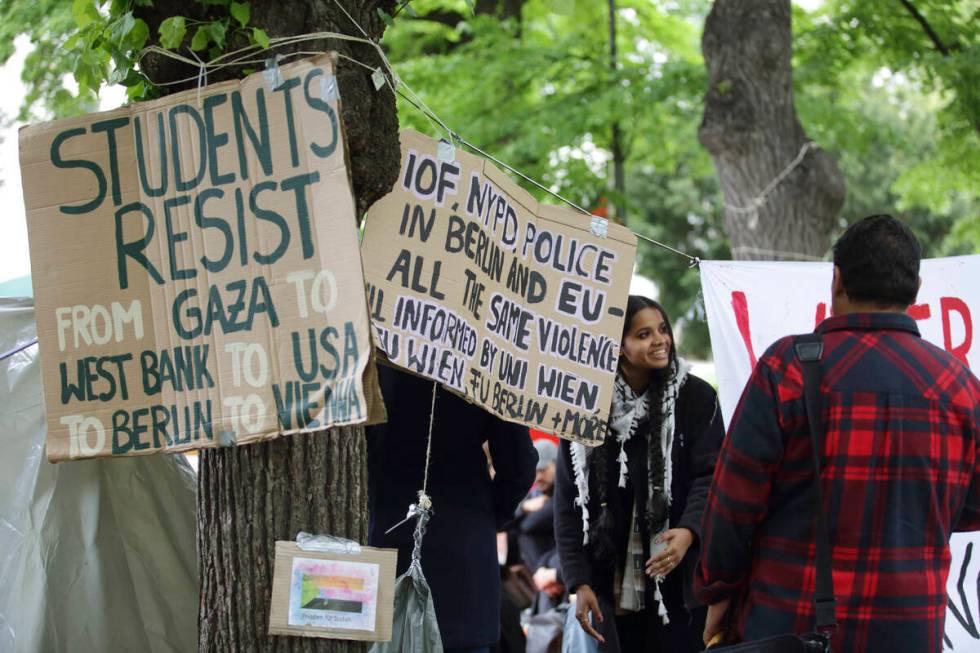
[
  {"x1": 699, "y1": 0, "x2": 844, "y2": 260},
  {"x1": 137, "y1": 0, "x2": 400, "y2": 217},
  {"x1": 198, "y1": 429, "x2": 370, "y2": 652},
  {"x1": 133, "y1": 2, "x2": 399, "y2": 651}
]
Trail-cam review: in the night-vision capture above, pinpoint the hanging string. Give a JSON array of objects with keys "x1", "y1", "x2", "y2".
[
  {"x1": 393, "y1": 84, "x2": 705, "y2": 269},
  {"x1": 634, "y1": 233, "x2": 701, "y2": 268},
  {"x1": 420, "y1": 381, "x2": 437, "y2": 503},
  {"x1": 0, "y1": 338, "x2": 38, "y2": 363},
  {"x1": 135, "y1": 22, "x2": 713, "y2": 267},
  {"x1": 408, "y1": 383, "x2": 438, "y2": 570},
  {"x1": 407, "y1": 498, "x2": 432, "y2": 574},
  {"x1": 383, "y1": 381, "x2": 438, "y2": 535},
  {"x1": 330, "y1": 0, "x2": 371, "y2": 39},
  {"x1": 729, "y1": 244, "x2": 825, "y2": 261},
  {"x1": 725, "y1": 141, "x2": 815, "y2": 231},
  {"x1": 187, "y1": 48, "x2": 207, "y2": 108}
]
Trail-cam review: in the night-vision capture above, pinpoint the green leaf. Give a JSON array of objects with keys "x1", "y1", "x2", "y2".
[
  {"x1": 463, "y1": 0, "x2": 475, "y2": 14},
  {"x1": 251, "y1": 27, "x2": 270, "y2": 50},
  {"x1": 230, "y1": 2, "x2": 250, "y2": 27},
  {"x1": 209, "y1": 19, "x2": 228, "y2": 48},
  {"x1": 159, "y1": 16, "x2": 187, "y2": 49},
  {"x1": 128, "y1": 18, "x2": 150, "y2": 49},
  {"x1": 190, "y1": 25, "x2": 210, "y2": 51},
  {"x1": 403, "y1": 2, "x2": 418, "y2": 18},
  {"x1": 377, "y1": 8, "x2": 393, "y2": 28},
  {"x1": 110, "y1": 12, "x2": 136, "y2": 44},
  {"x1": 71, "y1": 0, "x2": 99, "y2": 29},
  {"x1": 108, "y1": 65, "x2": 128, "y2": 85},
  {"x1": 121, "y1": 68, "x2": 144, "y2": 87},
  {"x1": 127, "y1": 80, "x2": 146, "y2": 101}
]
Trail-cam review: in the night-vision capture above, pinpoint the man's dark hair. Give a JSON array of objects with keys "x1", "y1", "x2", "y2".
[{"x1": 832, "y1": 214, "x2": 921, "y2": 307}]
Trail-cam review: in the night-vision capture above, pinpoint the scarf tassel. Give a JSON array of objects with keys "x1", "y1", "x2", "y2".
[
  {"x1": 653, "y1": 580, "x2": 670, "y2": 625},
  {"x1": 617, "y1": 446, "x2": 629, "y2": 488}
]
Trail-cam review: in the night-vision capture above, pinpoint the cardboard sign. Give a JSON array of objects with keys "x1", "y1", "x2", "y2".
[
  {"x1": 699, "y1": 255, "x2": 979, "y2": 427},
  {"x1": 269, "y1": 541, "x2": 397, "y2": 641},
  {"x1": 19, "y1": 54, "x2": 384, "y2": 462},
  {"x1": 362, "y1": 130, "x2": 637, "y2": 444}
]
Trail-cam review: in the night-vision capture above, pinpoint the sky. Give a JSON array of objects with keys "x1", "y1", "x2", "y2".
[
  {"x1": 0, "y1": 38, "x2": 33, "y2": 284},
  {"x1": 0, "y1": 37, "x2": 126, "y2": 284}
]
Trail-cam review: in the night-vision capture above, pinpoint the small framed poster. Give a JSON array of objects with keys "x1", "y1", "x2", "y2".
[{"x1": 269, "y1": 541, "x2": 397, "y2": 641}]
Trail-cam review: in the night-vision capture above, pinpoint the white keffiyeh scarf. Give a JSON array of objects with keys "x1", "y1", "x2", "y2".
[{"x1": 570, "y1": 359, "x2": 692, "y2": 622}]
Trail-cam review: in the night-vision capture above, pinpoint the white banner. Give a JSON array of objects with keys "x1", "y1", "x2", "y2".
[{"x1": 700, "y1": 255, "x2": 980, "y2": 652}]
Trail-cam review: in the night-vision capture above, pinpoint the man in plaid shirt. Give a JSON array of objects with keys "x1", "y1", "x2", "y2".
[{"x1": 696, "y1": 215, "x2": 980, "y2": 651}]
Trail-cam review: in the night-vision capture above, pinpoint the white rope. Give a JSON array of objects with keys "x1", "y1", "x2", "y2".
[
  {"x1": 137, "y1": 30, "x2": 400, "y2": 89},
  {"x1": 330, "y1": 0, "x2": 370, "y2": 39},
  {"x1": 419, "y1": 381, "x2": 437, "y2": 506},
  {"x1": 189, "y1": 48, "x2": 206, "y2": 108},
  {"x1": 136, "y1": 34, "x2": 699, "y2": 263},
  {"x1": 730, "y1": 244, "x2": 825, "y2": 261},
  {"x1": 134, "y1": 18, "x2": 808, "y2": 266},
  {"x1": 724, "y1": 141, "x2": 815, "y2": 230}
]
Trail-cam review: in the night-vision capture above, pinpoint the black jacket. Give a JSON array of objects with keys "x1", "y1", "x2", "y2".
[
  {"x1": 554, "y1": 373, "x2": 724, "y2": 617},
  {"x1": 367, "y1": 364, "x2": 537, "y2": 649},
  {"x1": 514, "y1": 492, "x2": 556, "y2": 571}
]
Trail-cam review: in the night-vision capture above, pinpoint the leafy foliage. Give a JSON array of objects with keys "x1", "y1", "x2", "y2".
[
  {"x1": 380, "y1": 0, "x2": 976, "y2": 356},
  {"x1": 0, "y1": 0, "x2": 269, "y2": 120},
  {"x1": 0, "y1": 0, "x2": 975, "y2": 357}
]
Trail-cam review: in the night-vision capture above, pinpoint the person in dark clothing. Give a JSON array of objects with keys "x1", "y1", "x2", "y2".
[
  {"x1": 554, "y1": 296, "x2": 725, "y2": 652},
  {"x1": 515, "y1": 439, "x2": 564, "y2": 613},
  {"x1": 367, "y1": 364, "x2": 537, "y2": 653}
]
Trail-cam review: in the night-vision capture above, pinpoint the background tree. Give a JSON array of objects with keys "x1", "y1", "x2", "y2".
[
  {"x1": 7, "y1": 1, "x2": 975, "y2": 358},
  {"x1": 700, "y1": 0, "x2": 845, "y2": 260},
  {"x1": 137, "y1": 3, "x2": 401, "y2": 651},
  {"x1": 0, "y1": 3, "x2": 975, "y2": 649},
  {"x1": 379, "y1": 0, "x2": 976, "y2": 354}
]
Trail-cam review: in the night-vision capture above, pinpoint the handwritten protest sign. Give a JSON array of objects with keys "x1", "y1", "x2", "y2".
[
  {"x1": 19, "y1": 54, "x2": 383, "y2": 462},
  {"x1": 361, "y1": 130, "x2": 637, "y2": 444}
]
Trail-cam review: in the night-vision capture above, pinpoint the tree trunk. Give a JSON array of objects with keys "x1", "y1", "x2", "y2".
[
  {"x1": 699, "y1": 0, "x2": 845, "y2": 260},
  {"x1": 198, "y1": 429, "x2": 370, "y2": 652},
  {"x1": 608, "y1": 0, "x2": 626, "y2": 225},
  {"x1": 133, "y1": 2, "x2": 399, "y2": 651}
]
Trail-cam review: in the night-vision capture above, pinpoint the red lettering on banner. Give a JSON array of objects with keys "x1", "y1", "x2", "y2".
[
  {"x1": 815, "y1": 302, "x2": 828, "y2": 327},
  {"x1": 731, "y1": 291, "x2": 758, "y2": 368},
  {"x1": 941, "y1": 297, "x2": 972, "y2": 368},
  {"x1": 908, "y1": 304, "x2": 931, "y2": 321}
]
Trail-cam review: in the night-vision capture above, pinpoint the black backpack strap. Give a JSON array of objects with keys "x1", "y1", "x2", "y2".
[{"x1": 793, "y1": 334, "x2": 838, "y2": 636}]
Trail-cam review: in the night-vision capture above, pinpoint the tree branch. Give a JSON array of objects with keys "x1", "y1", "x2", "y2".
[{"x1": 896, "y1": 0, "x2": 956, "y2": 56}]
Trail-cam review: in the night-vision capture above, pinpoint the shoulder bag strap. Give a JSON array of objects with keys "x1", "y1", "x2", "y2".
[{"x1": 793, "y1": 334, "x2": 838, "y2": 636}]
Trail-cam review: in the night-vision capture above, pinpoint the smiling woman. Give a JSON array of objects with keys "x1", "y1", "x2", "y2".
[{"x1": 553, "y1": 294, "x2": 726, "y2": 653}]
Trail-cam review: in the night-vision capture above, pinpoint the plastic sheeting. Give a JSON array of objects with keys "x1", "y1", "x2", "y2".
[
  {"x1": 368, "y1": 563, "x2": 443, "y2": 653},
  {"x1": 370, "y1": 506, "x2": 443, "y2": 653},
  {"x1": 0, "y1": 298, "x2": 198, "y2": 652}
]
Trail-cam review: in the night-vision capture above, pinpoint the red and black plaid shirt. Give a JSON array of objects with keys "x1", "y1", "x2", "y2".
[{"x1": 696, "y1": 312, "x2": 980, "y2": 652}]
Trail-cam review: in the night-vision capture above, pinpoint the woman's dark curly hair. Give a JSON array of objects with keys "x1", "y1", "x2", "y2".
[{"x1": 588, "y1": 295, "x2": 677, "y2": 563}]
